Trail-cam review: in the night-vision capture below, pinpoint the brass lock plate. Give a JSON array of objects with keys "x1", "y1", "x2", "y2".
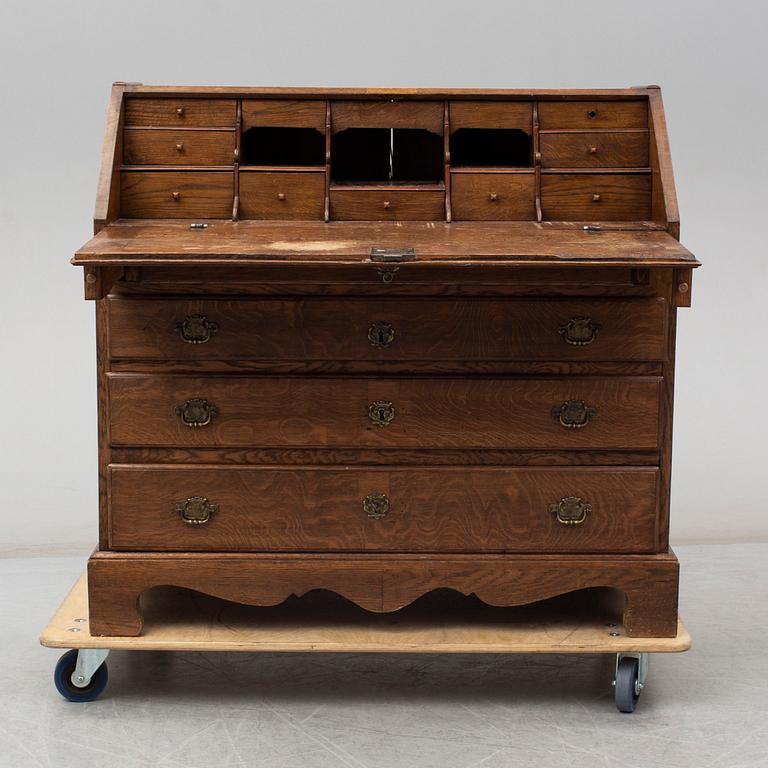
[{"x1": 369, "y1": 247, "x2": 416, "y2": 262}]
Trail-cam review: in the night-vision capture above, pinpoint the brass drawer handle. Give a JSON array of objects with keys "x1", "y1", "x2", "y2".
[
  {"x1": 554, "y1": 399, "x2": 596, "y2": 429},
  {"x1": 368, "y1": 401, "x2": 395, "y2": 427},
  {"x1": 368, "y1": 321, "x2": 395, "y2": 348},
  {"x1": 550, "y1": 496, "x2": 591, "y2": 525},
  {"x1": 176, "y1": 495, "x2": 217, "y2": 525},
  {"x1": 363, "y1": 493, "x2": 390, "y2": 519},
  {"x1": 559, "y1": 317, "x2": 600, "y2": 346},
  {"x1": 175, "y1": 398, "x2": 218, "y2": 427},
  {"x1": 176, "y1": 313, "x2": 218, "y2": 344}
]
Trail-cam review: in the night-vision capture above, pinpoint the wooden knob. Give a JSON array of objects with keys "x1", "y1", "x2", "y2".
[
  {"x1": 277, "y1": 192, "x2": 286, "y2": 201},
  {"x1": 176, "y1": 106, "x2": 185, "y2": 117},
  {"x1": 678, "y1": 282, "x2": 689, "y2": 294},
  {"x1": 175, "y1": 143, "x2": 184, "y2": 152},
  {"x1": 383, "y1": 201, "x2": 391, "y2": 209},
  {"x1": 592, "y1": 193, "x2": 601, "y2": 202},
  {"x1": 171, "y1": 191, "x2": 181, "y2": 201},
  {"x1": 588, "y1": 146, "x2": 598, "y2": 154},
  {"x1": 488, "y1": 192, "x2": 499, "y2": 202}
]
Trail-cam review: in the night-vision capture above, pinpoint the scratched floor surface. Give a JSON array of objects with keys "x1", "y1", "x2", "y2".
[{"x1": 1, "y1": 544, "x2": 765, "y2": 768}]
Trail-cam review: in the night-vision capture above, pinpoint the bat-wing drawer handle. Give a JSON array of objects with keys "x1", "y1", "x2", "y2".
[{"x1": 175, "y1": 398, "x2": 217, "y2": 427}]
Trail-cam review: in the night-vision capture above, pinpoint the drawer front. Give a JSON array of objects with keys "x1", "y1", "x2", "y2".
[
  {"x1": 124, "y1": 98, "x2": 237, "y2": 127},
  {"x1": 120, "y1": 171, "x2": 234, "y2": 218},
  {"x1": 123, "y1": 129, "x2": 236, "y2": 166},
  {"x1": 332, "y1": 101, "x2": 443, "y2": 132},
  {"x1": 449, "y1": 102, "x2": 533, "y2": 131},
  {"x1": 239, "y1": 171, "x2": 325, "y2": 220},
  {"x1": 541, "y1": 174, "x2": 651, "y2": 221},
  {"x1": 108, "y1": 375, "x2": 661, "y2": 450},
  {"x1": 242, "y1": 99, "x2": 327, "y2": 130},
  {"x1": 330, "y1": 189, "x2": 445, "y2": 221},
  {"x1": 109, "y1": 465, "x2": 659, "y2": 553},
  {"x1": 451, "y1": 172, "x2": 535, "y2": 220},
  {"x1": 538, "y1": 101, "x2": 647, "y2": 130},
  {"x1": 108, "y1": 298, "x2": 668, "y2": 362},
  {"x1": 540, "y1": 131, "x2": 649, "y2": 168}
]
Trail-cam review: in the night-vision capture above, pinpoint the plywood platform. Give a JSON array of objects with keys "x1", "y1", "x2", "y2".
[{"x1": 40, "y1": 575, "x2": 691, "y2": 654}]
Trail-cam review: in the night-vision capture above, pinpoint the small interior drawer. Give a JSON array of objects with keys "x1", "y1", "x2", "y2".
[
  {"x1": 242, "y1": 99, "x2": 327, "y2": 130},
  {"x1": 451, "y1": 172, "x2": 535, "y2": 220},
  {"x1": 124, "y1": 98, "x2": 237, "y2": 127},
  {"x1": 330, "y1": 187, "x2": 445, "y2": 221},
  {"x1": 120, "y1": 171, "x2": 234, "y2": 219},
  {"x1": 123, "y1": 129, "x2": 236, "y2": 166},
  {"x1": 541, "y1": 173, "x2": 652, "y2": 221},
  {"x1": 538, "y1": 101, "x2": 648, "y2": 130},
  {"x1": 540, "y1": 131, "x2": 649, "y2": 168},
  {"x1": 239, "y1": 171, "x2": 325, "y2": 220},
  {"x1": 449, "y1": 101, "x2": 533, "y2": 131},
  {"x1": 331, "y1": 101, "x2": 444, "y2": 133}
]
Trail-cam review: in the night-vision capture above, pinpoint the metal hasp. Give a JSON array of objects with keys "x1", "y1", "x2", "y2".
[
  {"x1": 369, "y1": 247, "x2": 416, "y2": 262},
  {"x1": 71, "y1": 648, "x2": 110, "y2": 688}
]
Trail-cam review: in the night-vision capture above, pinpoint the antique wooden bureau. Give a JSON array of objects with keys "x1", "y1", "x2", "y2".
[{"x1": 72, "y1": 84, "x2": 698, "y2": 637}]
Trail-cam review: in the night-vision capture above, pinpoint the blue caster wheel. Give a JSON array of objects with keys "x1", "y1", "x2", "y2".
[
  {"x1": 54, "y1": 649, "x2": 109, "y2": 702},
  {"x1": 614, "y1": 656, "x2": 640, "y2": 713}
]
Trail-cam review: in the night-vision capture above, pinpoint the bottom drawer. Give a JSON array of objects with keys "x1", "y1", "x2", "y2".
[{"x1": 109, "y1": 466, "x2": 659, "y2": 553}]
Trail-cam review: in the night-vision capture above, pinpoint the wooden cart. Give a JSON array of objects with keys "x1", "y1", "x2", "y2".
[{"x1": 40, "y1": 575, "x2": 691, "y2": 712}]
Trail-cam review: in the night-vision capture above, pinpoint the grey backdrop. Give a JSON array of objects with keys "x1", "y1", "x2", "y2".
[{"x1": 1, "y1": 0, "x2": 765, "y2": 553}]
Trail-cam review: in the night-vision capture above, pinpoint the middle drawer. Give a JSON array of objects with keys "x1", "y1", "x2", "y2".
[
  {"x1": 108, "y1": 375, "x2": 661, "y2": 450},
  {"x1": 108, "y1": 297, "x2": 668, "y2": 362}
]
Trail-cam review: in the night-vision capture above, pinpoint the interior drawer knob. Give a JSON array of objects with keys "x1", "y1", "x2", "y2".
[
  {"x1": 383, "y1": 200, "x2": 391, "y2": 209},
  {"x1": 175, "y1": 143, "x2": 184, "y2": 152},
  {"x1": 368, "y1": 400, "x2": 395, "y2": 427},
  {"x1": 363, "y1": 493, "x2": 390, "y2": 520},
  {"x1": 559, "y1": 317, "x2": 600, "y2": 346},
  {"x1": 175, "y1": 398, "x2": 218, "y2": 428},
  {"x1": 176, "y1": 106, "x2": 185, "y2": 117},
  {"x1": 368, "y1": 321, "x2": 395, "y2": 348},
  {"x1": 550, "y1": 496, "x2": 591, "y2": 525},
  {"x1": 175, "y1": 495, "x2": 217, "y2": 526},
  {"x1": 592, "y1": 193, "x2": 601, "y2": 202},
  {"x1": 171, "y1": 191, "x2": 181, "y2": 201},
  {"x1": 488, "y1": 192, "x2": 499, "y2": 202},
  {"x1": 588, "y1": 145, "x2": 598, "y2": 154},
  {"x1": 553, "y1": 399, "x2": 596, "y2": 429},
  {"x1": 175, "y1": 313, "x2": 218, "y2": 344},
  {"x1": 277, "y1": 192, "x2": 286, "y2": 201}
]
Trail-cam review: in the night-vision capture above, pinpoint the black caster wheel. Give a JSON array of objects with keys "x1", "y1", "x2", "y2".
[
  {"x1": 54, "y1": 649, "x2": 109, "y2": 702},
  {"x1": 614, "y1": 656, "x2": 641, "y2": 713}
]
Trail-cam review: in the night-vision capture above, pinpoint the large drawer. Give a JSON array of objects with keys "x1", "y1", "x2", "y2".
[
  {"x1": 109, "y1": 465, "x2": 659, "y2": 553},
  {"x1": 108, "y1": 375, "x2": 661, "y2": 450},
  {"x1": 108, "y1": 298, "x2": 668, "y2": 362}
]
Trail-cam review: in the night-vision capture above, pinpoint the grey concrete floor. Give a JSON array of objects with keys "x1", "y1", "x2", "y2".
[{"x1": 0, "y1": 544, "x2": 766, "y2": 768}]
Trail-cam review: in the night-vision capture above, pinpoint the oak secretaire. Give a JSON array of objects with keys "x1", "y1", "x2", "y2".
[{"x1": 72, "y1": 84, "x2": 698, "y2": 637}]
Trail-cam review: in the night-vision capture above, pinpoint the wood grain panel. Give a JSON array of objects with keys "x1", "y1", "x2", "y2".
[
  {"x1": 120, "y1": 171, "x2": 233, "y2": 219},
  {"x1": 451, "y1": 172, "x2": 535, "y2": 220},
  {"x1": 123, "y1": 129, "x2": 236, "y2": 166},
  {"x1": 540, "y1": 131, "x2": 649, "y2": 168},
  {"x1": 538, "y1": 101, "x2": 648, "y2": 130},
  {"x1": 124, "y1": 98, "x2": 237, "y2": 127},
  {"x1": 449, "y1": 102, "x2": 533, "y2": 131},
  {"x1": 108, "y1": 297, "x2": 668, "y2": 362},
  {"x1": 330, "y1": 188, "x2": 445, "y2": 221},
  {"x1": 331, "y1": 101, "x2": 443, "y2": 133},
  {"x1": 242, "y1": 99, "x2": 326, "y2": 130},
  {"x1": 541, "y1": 174, "x2": 652, "y2": 221},
  {"x1": 108, "y1": 375, "x2": 661, "y2": 450},
  {"x1": 109, "y1": 465, "x2": 659, "y2": 553},
  {"x1": 239, "y1": 171, "x2": 325, "y2": 219}
]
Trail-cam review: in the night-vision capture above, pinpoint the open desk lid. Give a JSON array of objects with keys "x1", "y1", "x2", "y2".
[{"x1": 73, "y1": 220, "x2": 697, "y2": 268}]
